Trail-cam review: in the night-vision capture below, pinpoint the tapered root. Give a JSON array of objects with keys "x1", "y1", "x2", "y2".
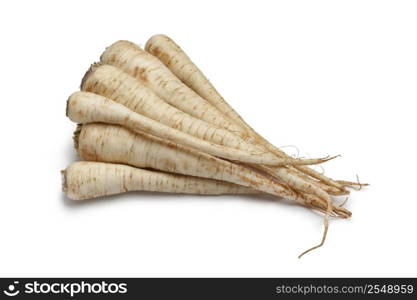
[
  {"x1": 298, "y1": 186, "x2": 333, "y2": 258},
  {"x1": 281, "y1": 154, "x2": 340, "y2": 167},
  {"x1": 296, "y1": 192, "x2": 349, "y2": 257},
  {"x1": 295, "y1": 165, "x2": 346, "y2": 190},
  {"x1": 336, "y1": 175, "x2": 369, "y2": 190},
  {"x1": 298, "y1": 218, "x2": 329, "y2": 259},
  {"x1": 333, "y1": 206, "x2": 352, "y2": 218}
]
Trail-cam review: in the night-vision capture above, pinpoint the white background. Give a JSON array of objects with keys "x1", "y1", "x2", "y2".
[{"x1": 0, "y1": 0, "x2": 416, "y2": 277}]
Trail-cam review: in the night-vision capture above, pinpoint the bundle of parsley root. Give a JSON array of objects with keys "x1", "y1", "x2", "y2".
[{"x1": 62, "y1": 35, "x2": 366, "y2": 257}]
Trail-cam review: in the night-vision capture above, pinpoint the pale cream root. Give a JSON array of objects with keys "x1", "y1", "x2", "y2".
[
  {"x1": 100, "y1": 40, "x2": 246, "y2": 135},
  {"x1": 290, "y1": 167, "x2": 349, "y2": 196},
  {"x1": 81, "y1": 64, "x2": 272, "y2": 157},
  {"x1": 146, "y1": 34, "x2": 247, "y2": 128},
  {"x1": 145, "y1": 35, "x2": 356, "y2": 257},
  {"x1": 253, "y1": 163, "x2": 343, "y2": 218},
  {"x1": 336, "y1": 179, "x2": 369, "y2": 190},
  {"x1": 63, "y1": 161, "x2": 255, "y2": 200},
  {"x1": 75, "y1": 123, "x2": 312, "y2": 204},
  {"x1": 67, "y1": 91, "x2": 295, "y2": 165},
  {"x1": 145, "y1": 34, "x2": 347, "y2": 193},
  {"x1": 80, "y1": 65, "x2": 325, "y2": 167}
]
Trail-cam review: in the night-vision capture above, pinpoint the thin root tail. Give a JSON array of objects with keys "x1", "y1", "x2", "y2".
[{"x1": 298, "y1": 218, "x2": 329, "y2": 259}]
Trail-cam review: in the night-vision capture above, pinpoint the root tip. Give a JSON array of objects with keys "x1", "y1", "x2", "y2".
[
  {"x1": 323, "y1": 154, "x2": 341, "y2": 163},
  {"x1": 80, "y1": 62, "x2": 102, "y2": 90},
  {"x1": 298, "y1": 216, "x2": 329, "y2": 258}
]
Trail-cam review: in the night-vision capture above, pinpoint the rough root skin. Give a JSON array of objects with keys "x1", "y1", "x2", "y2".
[
  {"x1": 61, "y1": 170, "x2": 67, "y2": 193},
  {"x1": 73, "y1": 124, "x2": 82, "y2": 150},
  {"x1": 80, "y1": 62, "x2": 103, "y2": 90}
]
